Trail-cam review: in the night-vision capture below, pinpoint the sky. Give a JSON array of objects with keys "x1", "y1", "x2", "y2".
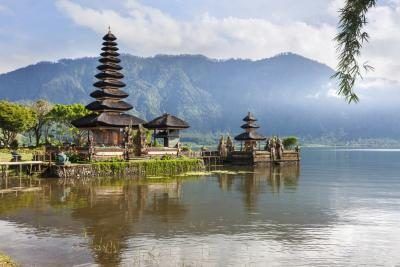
[{"x1": 1, "y1": 0, "x2": 400, "y2": 85}]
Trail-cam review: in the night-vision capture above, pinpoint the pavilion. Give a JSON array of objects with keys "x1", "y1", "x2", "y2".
[{"x1": 144, "y1": 113, "x2": 189, "y2": 148}]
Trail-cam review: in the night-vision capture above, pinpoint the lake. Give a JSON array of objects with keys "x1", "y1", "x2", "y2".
[{"x1": 0, "y1": 148, "x2": 400, "y2": 266}]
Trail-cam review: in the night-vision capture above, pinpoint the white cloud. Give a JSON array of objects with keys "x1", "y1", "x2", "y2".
[
  {"x1": 360, "y1": 5, "x2": 400, "y2": 80},
  {"x1": 56, "y1": 0, "x2": 338, "y2": 68}
]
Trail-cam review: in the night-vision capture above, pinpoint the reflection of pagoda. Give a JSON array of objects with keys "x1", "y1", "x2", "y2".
[
  {"x1": 234, "y1": 112, "x2": 266, "y2": 151},
  {"x1": 72, "y1": 29, "x2": 145, "y2": 153}
]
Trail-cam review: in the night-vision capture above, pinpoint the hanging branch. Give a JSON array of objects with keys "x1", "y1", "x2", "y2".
[{"x1": 333, "y1": 0, "x2": 376, "y2": 103}]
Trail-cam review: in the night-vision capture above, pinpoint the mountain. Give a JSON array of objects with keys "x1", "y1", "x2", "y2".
[{"x1": 1, "y1": 53, "x2": 400, "y2": 141}]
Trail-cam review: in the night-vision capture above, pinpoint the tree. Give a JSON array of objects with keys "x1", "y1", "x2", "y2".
[
  {"x1": 283, "y1": 136, "x2": 298, "y2": 149},
  {"x1": 29, "y1": 99, "x2": 53, "y2": 146},
  {"x1": 0, "y1": 100, "x2": 36, "y2": 147},
  {"x1": 48, "y1": 103, "x2": 92, "y2": 145},
  {"x1": 334, "y1": 0, "x2": 376, "y2": 103}
]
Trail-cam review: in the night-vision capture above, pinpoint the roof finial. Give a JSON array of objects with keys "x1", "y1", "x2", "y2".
[{"x1": 108, "y1": 25, "x2": 111, "y2": 33}]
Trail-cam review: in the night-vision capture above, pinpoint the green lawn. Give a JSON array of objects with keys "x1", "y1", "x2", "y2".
[{"x1": 0, "y1": 151, "x2": 34, "y2": 162}]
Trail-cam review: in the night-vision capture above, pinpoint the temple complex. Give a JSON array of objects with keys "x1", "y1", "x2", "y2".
[
  {"x1": 220, "y1": 112, "x2": 300, "y2": 165},
  {"x1": 72, "y1": 29, "x2": 145, "y2": 159}
]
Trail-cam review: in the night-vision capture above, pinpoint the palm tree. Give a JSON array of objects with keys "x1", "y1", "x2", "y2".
[{"x1": 334, "y1": 0, "x2": 376, "y2": 103}]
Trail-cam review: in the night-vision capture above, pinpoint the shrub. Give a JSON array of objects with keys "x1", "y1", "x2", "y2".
[
  {"x1": 67, "y1": 153, "x2": 86, "y2": 163},
  {"x1": 283, "y1": 136, "x2": 298, "y2": 149}
]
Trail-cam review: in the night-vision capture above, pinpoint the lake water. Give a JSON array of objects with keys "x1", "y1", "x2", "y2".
[{"x1": 1, "y1": 148, "x2": 400, "y2": 266}]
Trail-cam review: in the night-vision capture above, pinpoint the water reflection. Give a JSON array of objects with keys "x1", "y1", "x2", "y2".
[{"x1": 0, "y1": 164, "x2": 312, "y2": 266}]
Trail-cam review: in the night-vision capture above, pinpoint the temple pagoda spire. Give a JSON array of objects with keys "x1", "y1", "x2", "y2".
[
  {"x1": 72, "y1": 30, "x2": 145, "y2": 129},
  {"x1": 234, "y1": 112, "x2": 265, "y2": 151}
]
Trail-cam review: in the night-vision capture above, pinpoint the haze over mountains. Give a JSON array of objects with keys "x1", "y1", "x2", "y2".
[{"x1": 1, "y1": 53, "x2": 400, "y2": 141}]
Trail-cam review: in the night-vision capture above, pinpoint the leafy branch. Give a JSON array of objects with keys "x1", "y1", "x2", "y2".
[{"x1": 333, "y1": 0, "x2": 376, "y2": 103}]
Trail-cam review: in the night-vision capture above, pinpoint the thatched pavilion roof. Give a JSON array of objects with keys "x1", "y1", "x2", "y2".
[{"x1": 144, "y1": 113, "x2": 190, "y2": 130}]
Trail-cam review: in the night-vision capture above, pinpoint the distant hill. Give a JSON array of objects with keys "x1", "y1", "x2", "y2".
[{"x1": 1, "y1": 53, "x2": 400, "y2": 140}]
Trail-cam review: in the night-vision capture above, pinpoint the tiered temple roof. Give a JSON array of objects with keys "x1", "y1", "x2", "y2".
[
  {"x1": 72, "y1": 30, "x2": 145, "y2": 128},
  {"x1": 235, "y1": 112, "x2": 266, "y2": 141}
]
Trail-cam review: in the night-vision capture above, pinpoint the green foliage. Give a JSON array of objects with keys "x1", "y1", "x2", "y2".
[
  {"x1": 283, "y1": 136, "x2": 298, "y2": 149},
  {"x1": 160, "y1": 154, "x2": 173, "y2": 160},
  {"x1": 49, "y1": 103, "x2": 91, "y2": 123},
  {"x1": 67, "y1": 153, "x2": 86, "y2": 163},
  {"x1": 334, "y1": 0, "x2": 376, "y2": 103},
  {"x1": 0, "y1": 100, "x2": 36, "y2": 147},
  {"x1": 93, "y1": 158, "x2": 204, "y2": 176},
  {"x1": 153, "y1": 139, "x2": 163, "y2": 147},
  {"x1": 28, "y1": 99, "x2": 53, "y2": 146},
  {"x1": 48, "y1": 103, "x2": 92, "y2": 145},
  {"x1": 181, "y1": 145, "x2": 191, "y2": 152}
]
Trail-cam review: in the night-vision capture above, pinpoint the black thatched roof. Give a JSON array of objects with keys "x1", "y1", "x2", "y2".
[
  {"x1": 103, "y1": 32, "x2": 116, "y2": 41},
  {"x1": 99, "y1": 57, "x2": 121, "y2": 64},
  {"x1": 95, "y1": 71, "x2": 124, "y2": 80},
  {"x1": 86, "y1": 100, "x2": 132, "y2": 111},
  {"x1": 90, "y1": 89, "x2": 129, "y2": 99},
  {"x1": 145, "y1": 113, "x2": 190, "y2": 129},
  {"x1": 243, "y1": 112, "x2": 257, "y2": 122},
  {"x1": 102, "y1": 41, "x2": 117, "y2": 46},
  {"x1": 97, "y1": 63, "x2": 123, "y2": 71},
  {"x1": 241, "y1": 122, "x2": 259, "y2": 129},
  {"x1": 93, "y1": 80, "x2": 125, "y2": 88},
  {"x1": 100, "y1": 51, "x2": 120, "y2": 57},
  {"x1": 72, "y1": 113, "x2": 145, "y2": 128},
  {"x1": 234, "y1": 131, "x2": 266, "y2": 141},
  {"x1": 101, "y1": 46, "x2": 118, "y2": 52}
]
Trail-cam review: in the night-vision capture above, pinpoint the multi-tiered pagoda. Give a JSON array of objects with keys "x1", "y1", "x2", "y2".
[
  {"x1": 72, "y1": 29, "x2": 145, "y2": 150},
  {"x1": 234, "y1": 112, "x2": 266, "y2": 151}
]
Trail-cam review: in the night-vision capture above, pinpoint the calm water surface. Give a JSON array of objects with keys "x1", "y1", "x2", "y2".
[{"x1": 0, "y1": 148, "x2": 400, "y2": 266}]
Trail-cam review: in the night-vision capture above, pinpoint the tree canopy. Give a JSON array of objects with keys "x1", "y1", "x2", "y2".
[
  {"x1": 49, "y1": 103, "x2": 91, "y2": 124},
  {"x1": 334, "y1": 0, "x2": 376, "y2": 103},
  {"x1": 48, "y1": 103, "x2": 92, "y2": 145},
  {"x1": 29, "y1": 99, "x2": 53, "y2": 146},
  {"x1": 0, "y1": 100, "x2": 36, "y2": 146}
]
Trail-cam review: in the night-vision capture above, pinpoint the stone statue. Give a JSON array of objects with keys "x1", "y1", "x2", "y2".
[
  {"x1": 138, "y1": 124, "x2": 147, "y2": 155},
  {"x1": 265, "y1": 138, "x2": 271, "y2": 151},
  {"x1": 56, "y1": 151, "x2": 70, "y2": 166},
  {"x1": 226, "y1": 135, "x2": 234, "y2": 153},
  {"x1": 218, "y1": 136, "x2": 227, "y2": 158},
  {"x1": 88, "y1": 135, "x2": 94, "y2": 161},
  {"x1": 269, "y1": 137, "x2": 276, "y2": 160},
  {"x1": 276, "y1": 137, "x2": 284, "y2": 160}
]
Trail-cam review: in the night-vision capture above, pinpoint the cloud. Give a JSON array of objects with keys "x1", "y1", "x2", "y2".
[
  {"x1": 0, "y1": 4, "x2": 12, "y2": 15},
  {"x1": 56, "y1": 0, "x2": 338, "y2": 67},
  {"x1": 360, "y1": 5, "x2": 400, "y2": 80}
]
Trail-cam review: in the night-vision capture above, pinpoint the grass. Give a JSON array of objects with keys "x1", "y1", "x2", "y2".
[
  {"x1": 0, "y1": 147, "x2": 44, "y2": 162},
  {"x1": 0, "y1": 152, "x2": 33, "y2": 162},
  {"x1": 0, "y1": 252, "x2": 18, "y2": 267}
]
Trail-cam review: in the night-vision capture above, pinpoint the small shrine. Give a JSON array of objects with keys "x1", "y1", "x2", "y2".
[
  {"x1": 72, "y1": 29, "x2": 145, "y2": 159},
  {"x1": 144, "y1": 113, "x2": 189, "y2": 148},
  {"x1": 234, "y1": 112, "x2": 266, "y2": 151}
]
